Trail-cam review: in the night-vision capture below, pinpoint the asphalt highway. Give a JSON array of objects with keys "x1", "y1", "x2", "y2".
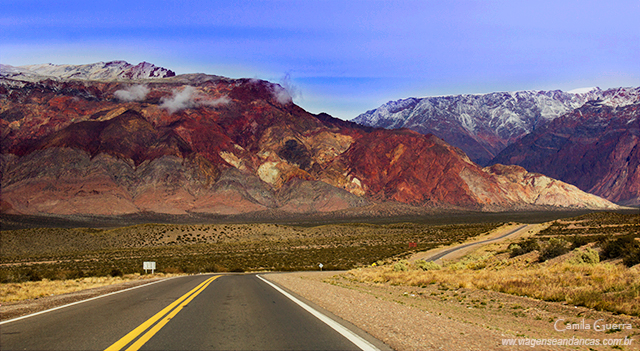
[
  {"x1": 426, "y1": 224, "x2": 529, "y2": 262},
  {"x1": 0, "y1": 274, "x2": 383, "y2": 351}
]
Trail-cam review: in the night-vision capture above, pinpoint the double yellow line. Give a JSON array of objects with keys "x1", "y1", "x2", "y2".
[{"x1": 105, "y1": 275, "x2": 220, "y2": 351}]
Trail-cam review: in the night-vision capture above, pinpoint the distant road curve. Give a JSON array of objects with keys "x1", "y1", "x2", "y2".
[{"x1": 424, "y1": 224, "x2": 531, "y2": 262}]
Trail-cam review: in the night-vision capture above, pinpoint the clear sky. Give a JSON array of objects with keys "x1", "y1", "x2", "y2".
[{"x1": 2, "y1": 0, "x2": 639, "y2": 120}]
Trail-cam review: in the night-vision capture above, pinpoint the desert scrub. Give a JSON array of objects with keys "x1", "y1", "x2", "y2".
[
  {"x1": 568, "y1": 247, "x2": 600, "y2": 265},
  {"x1": 539, "y1": 238, "x2": 570, "y2": 262},
  {"x1": 508, "y1": 238, "x2": 540, "y2": 258},
  {"x1": 414, "y1": 260, "x2": 441, "y2": 271},
  {"x1": 600, "y1": 235, "x2": 640, "y2": 267},
  {"x1": 393, "y1": 260, "x2": 409, "y2": 272},
  {"x1": 347, "y1": 256, "x2": 640, "y2": 316}
]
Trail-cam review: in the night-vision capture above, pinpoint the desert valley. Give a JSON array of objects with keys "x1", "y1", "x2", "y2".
[{"x1": 1, "y1": 62, "x2": 638, "y2": 351}]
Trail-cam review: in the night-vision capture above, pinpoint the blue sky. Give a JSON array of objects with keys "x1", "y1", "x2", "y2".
[{"x1": 2, "y1": 0, "x2": 639, "y2": 119}]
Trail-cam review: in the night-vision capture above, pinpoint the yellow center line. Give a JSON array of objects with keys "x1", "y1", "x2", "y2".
[{"x1": 105, "y1": 275, "x2": 220, "y2": 351}]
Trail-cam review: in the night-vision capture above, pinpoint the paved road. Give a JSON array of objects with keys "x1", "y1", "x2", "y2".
[
  {"x1": 0, "y1": 274, "x2": 382, "y2": 350},
  {"x1": 425, "y1": 224, "x2": 530, "y2": 262}
]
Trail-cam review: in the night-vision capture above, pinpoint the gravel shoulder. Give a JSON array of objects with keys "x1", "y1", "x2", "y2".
[{"x1": 264, "y1": 271, "x2": 639, "y2": 351}]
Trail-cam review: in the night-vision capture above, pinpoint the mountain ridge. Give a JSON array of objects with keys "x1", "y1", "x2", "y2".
[
  {"x1": 354, "y1": 87, "x2": 640, "y2": 166},
  {"x1": 0, "y1": 61, "x2": 619, "y2": 216},
  {"x1": 491, "y1": 101, "x2": 640, "y2": 206},
  {"x1": 0, "y1": 61, "x2": 176, "y2": 81}
]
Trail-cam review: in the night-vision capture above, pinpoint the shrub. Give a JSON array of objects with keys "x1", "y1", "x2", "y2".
[
  {"x1": 568, "y1": 248, "x2": 600, "y2": 265},
  {"x1": 414, "y1": 260, "x2": 441, "y2": 271},
  {"x1": 623, "y1": 249, "x2": 640, "y2": 267},
  {"x1": 601, "y1": 236, "x2": 631, "y2": 259},
  {"x1": 570, "y1": 235, "x2": 593, "y2": 249},
  {"x1": 539, "y1": 238, "x2": 570, "y2": 262},
  {"x1": 600, "y1": 235, "x2": 640, "y2": 267},
  {"x1": 393, "y1": 260, "x2": 409, "y2": 272},
  {"x1": 509, "y1": 238, "x2": 540, "y2": 257}
]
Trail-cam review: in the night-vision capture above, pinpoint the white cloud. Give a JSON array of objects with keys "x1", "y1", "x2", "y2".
[
  {"x1": 272, "y1": 84, "x2": 292, "y2": 104},
  {"x1": 114, "y1": 84, "x2": 149, "y2": 102},
  {"x1": 201, "y1": 96, "x2": 231, "y2": 107},
  {"x1": 160, "y1": 85, "x2": 230, "y2": 114},
  {"x1": 272, "y1": 73, "x2": 301, "y2": 105}
]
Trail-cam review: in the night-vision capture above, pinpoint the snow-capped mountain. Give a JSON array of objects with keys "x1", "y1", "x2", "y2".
[
  {"x1": 0, "y1": 61, "x2": 175, "y2": 81},
  {"x1": 353, "y1": 87, "x2": 640, "y2": 166}
]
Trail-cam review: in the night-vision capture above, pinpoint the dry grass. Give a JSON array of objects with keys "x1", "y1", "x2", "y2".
[
  {"x1": 345, "y1": 212, "x2": 640, "y2": 317},
  {"x1": 348, "y1": 249, "x2": 640, "y2": 316},
  {"x1": 0, "y1": 273, "x2": 178, "y2": 303}
]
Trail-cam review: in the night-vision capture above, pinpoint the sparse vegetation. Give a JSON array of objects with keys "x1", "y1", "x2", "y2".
[
  {"x1": 508, "y1": 238, "x2": 540, "y2": 257},
  {"x1": 0, "y1": 273, "x2": 176, "y2": 303},
  {"x1": 413, "y1": 260, "x2": 441, "y2": 271},
  {"x1": 0, "y1": 222, "x2": 498, "y2": 284},
  {"x1": 539, "y1": 237, "x2": 570, "y2": 262},
  {"x1": 347, "y1": 212, "x2": 640, "y2": 317},
  {"x1": 568, "y1": 247, "x2": 600, "y2": 265}
]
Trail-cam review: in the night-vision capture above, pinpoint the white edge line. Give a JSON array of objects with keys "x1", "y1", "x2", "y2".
[
  {"x1": 257, "y1": 274, "x2": 380, "y2": 351},
  {"x1": 0, "y1": 275, "x2": 182, "y2": 325}
]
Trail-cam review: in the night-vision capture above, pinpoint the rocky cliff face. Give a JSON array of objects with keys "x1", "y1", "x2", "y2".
[
  {"x1": 491, "y1": 102, "x2": 640, "y2": 206},
  {"x1": 0, "y1": 62, "x2": 618, "y2": 216}
]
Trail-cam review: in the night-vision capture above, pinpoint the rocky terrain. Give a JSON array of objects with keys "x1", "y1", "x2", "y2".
[
  {"x1": 353, "y1": 87, "x2": 640, "y2": 205},
  {"x1": 0, "y1": 62, "x2": 617, "y2": 216},
  {"x1": 354, "y1": 87, "x2": 639, "y2": 166},
  {"x1": 492, "y1": 101, "x2": 640, "y2": 206}
]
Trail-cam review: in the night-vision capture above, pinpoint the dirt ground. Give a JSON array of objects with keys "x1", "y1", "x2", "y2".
[{"x1": 265, "y1": 271, "x2": 639, "y2": 351}]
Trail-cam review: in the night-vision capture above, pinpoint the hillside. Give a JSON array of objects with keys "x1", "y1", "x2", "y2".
[{"x1": 0, "y1": 62, "x2": 618, "y2": 216}]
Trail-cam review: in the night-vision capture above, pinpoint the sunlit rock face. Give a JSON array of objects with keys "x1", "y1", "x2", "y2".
[{"x1": 0, "y1": 62, "x2": 619, "y2": 216}]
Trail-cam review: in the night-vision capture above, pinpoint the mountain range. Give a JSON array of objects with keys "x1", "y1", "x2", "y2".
[
  {"x1": 0, "y1": 61, "x2": 619, "y2": 217},
  {"x1": 354, "y1": 87, "x2": 639, "y2": 205}
]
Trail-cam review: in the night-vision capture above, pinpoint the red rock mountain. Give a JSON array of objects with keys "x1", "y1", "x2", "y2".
[
  {"x1": 492, "y1": 101, "x2": 640, "y2": 206},
  {"x1": 0, "y1": 62, "x2": 617, "y2": 216}
]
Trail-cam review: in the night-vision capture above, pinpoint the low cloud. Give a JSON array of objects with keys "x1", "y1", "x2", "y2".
[
  {"x1": 160, "y1": 86, "x2": 230, "y2": 114},
  {"x1": 114, "y1": 85, "x2": 149, "y2": 102},
  {"x1": 201, "y1": 96, "x2": 231, "y2": 107},
  {"x1": 160, "y1": 86, "x2": 197, "y2": 113},
  {"x1": 271, "y1": 73, "x2": 301, "y2": 105}
]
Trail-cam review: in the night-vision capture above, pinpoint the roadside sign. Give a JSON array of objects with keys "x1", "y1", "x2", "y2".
[
  {"x1": 319, "y1": 263, "x2": 323, "y2": 271},
  {"x1": 143, "y1": 261, "x2": 156, "y2": 274}
]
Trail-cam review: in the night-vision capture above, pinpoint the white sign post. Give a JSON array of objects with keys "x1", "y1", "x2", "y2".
[
  {"x1": 319, "y1": 263, "x2": 323, "y2": 271},
  {"x1": 143, "y1": 261, "x2": 156, "y2": 274}
]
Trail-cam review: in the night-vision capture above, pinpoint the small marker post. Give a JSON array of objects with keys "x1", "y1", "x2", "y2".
[{"x1": 319, "y1": 263, "x2": 323, "y2": 271}]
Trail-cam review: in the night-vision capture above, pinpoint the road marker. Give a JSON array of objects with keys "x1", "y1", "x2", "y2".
[
  {"x1": 257, "y1": 275, "x2": 380, "y2": 351},
  {"x1": 104, "y1": 275, "x2": 219, "y2": 351}
]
